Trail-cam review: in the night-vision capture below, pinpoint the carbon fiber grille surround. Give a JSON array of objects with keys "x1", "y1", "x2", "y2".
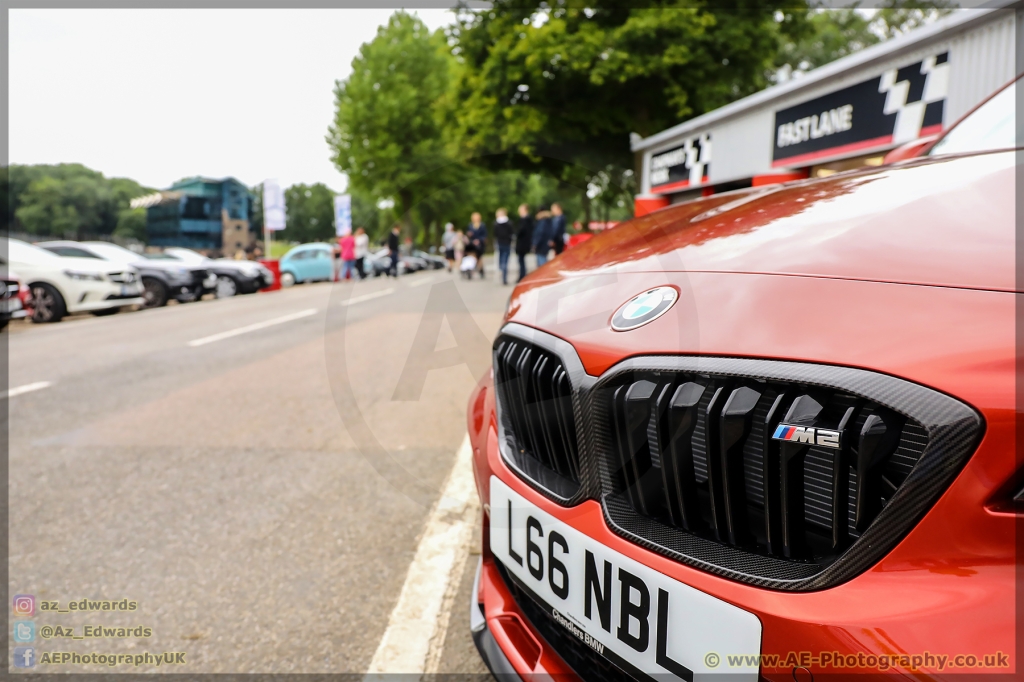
[{"x1": 493, "y1": 323, "x2": 983, "y2": 591}]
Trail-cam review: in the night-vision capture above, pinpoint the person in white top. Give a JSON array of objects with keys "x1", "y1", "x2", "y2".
[
  {"x1": 442, "y1": 223, "x2": 457, "y2": 272},
  {"x1": 354, "y1": 227, "x2": 370, "y2": 279}
]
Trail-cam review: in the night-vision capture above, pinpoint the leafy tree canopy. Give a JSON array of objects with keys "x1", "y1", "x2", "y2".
[
  {"x1": 444, "y1": 0, "x2": 807, "y2": 177},
  {"x1": 283, "y1": 183, "x2": 338, "y2": 243},
  {"x1": 776, "y1": 1, "x2": 953, "y2": 77},
  {"x1": 327, "y1": 11, "x2": 455, "y2": 233},
  {"x1": 4, "y1": 163, "x2": 151, "y2": 240},
  {"x1": 114, "y1": 207, "x2": 148, "y2": 242}
]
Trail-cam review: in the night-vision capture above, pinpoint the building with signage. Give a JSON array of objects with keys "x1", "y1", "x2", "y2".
[
  {"x1": 631, "y1": 6, "x2": 1019, "y2": 215},
  {"x1": 131, "y1": 177, "x2": 254, "y2": 253}
]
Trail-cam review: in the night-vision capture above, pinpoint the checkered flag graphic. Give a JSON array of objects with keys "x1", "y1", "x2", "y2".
[{"x1": 879, "y1": 52, "x2": 950, "y2": 144}]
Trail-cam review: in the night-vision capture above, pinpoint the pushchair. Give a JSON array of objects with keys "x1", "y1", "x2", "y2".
[{"x1": 459, "y1": 254, "x2": 477, "y2": 279}]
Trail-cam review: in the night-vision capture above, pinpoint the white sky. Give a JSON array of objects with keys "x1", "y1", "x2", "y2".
[{"x1": 9, "y1": 8, "x2": 456, "y2": 193}]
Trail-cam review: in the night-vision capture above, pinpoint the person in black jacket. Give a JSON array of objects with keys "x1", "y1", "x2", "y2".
[
  {"x1": 386, "y1": 225, "x2": 401, "y2": 277},
  {"x1": 533, "y1": 205, "x2": 553, "y2": 266},
  {"x1": 551, "y1": 203, "x2": 567, "y2": 255},
  {"x1": 493, "y1": 207, "x2": 513, "y2": 285},
  {"x1": 514, "y1": 204, "x2": 534, "y2": 282},
  {"x1": 466, "y1": 212, "x2": 487, "y2": 280}
]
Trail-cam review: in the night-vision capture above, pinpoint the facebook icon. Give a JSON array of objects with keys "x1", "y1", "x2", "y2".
[{"x1": 13, "y1": 646, "x2": 35, "y2": 668}]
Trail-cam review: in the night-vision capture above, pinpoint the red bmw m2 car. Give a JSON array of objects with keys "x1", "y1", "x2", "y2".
[{"x1": 466, "y1": 80, "x2": 1017, "y2": 681}]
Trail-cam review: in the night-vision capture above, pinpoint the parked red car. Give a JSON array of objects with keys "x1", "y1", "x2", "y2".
[{"x1": 467, "y1": 78, "x2": 1016, "y2": 680}]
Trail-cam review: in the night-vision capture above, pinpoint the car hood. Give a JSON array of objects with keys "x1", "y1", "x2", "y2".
[
  {"x1": 17, "y1": 256, "x2": 131, "y2": 275},
  {"x1": 504, "y1": 151, "x2": 1014, "y2": 387},
  {"x1": 546, "y1": 151, "x2": 1014, "y2": 293},
  {"x1": 211, "y1": 259, "x2": 264, "y2": 273},
  {"x1": 136, "y1": 259, "x2": 201, "y2": 273}
]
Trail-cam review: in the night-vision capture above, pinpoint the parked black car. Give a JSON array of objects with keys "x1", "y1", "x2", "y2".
[
  {"x1": 154, "y1": 248, "x2": 273, "y2": 297},
  {"x1": 412, "y1": 249, "x2": 446, "y2": 270},
  {"x1": 36, "y1": 241, "x2": 215, "y2": 308},
  {"x1": 369, "y1": 249, "x2": 425, "y2": 276}
]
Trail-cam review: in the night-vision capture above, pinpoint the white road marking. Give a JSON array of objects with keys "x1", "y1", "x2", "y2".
[
  {"x1": 187, "y1": 308, "x2": 317, "y2": 347},
  {"x1": 4, "y1": 381, "x2": 53, "y2": 399},
  {"x1": 340, "y1": 288, "x2": 395, "y2": 307},
  {"x1": 366, "y1": 434, "x2": 479, "y2": 675},
  {"x1": 405, "y1": 275, "x2": 443, "y2": 288}
]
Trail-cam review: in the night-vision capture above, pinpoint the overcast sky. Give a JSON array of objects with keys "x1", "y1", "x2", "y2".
[{"x1": 9, "y1": 8, "x2": 456, "y2": 193}]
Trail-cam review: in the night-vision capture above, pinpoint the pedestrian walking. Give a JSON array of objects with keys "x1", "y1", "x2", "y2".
[
  {"x1": 454, "y1": 229, "x2": 466, "y2": 266},
  {"x1": 533, "y1": 205, "x2": 553, "y2": 267},
  {"x1": 551, "y1": 203, "x2": 567, "y2": 256},
  {"x1": 386, "y1": 224, "x2": 401, "y2": 277},
  {"x1": 515, "y1": 204, "x2": 534, "y2": 282},
  {"x1": 340, "y1": 231, "x2": 356, "y2": 280},
  {"x1": 494, "y1": 207, "x2": 513, "y2": 285},
  {"x1": 354, "y1": 227, "x2": 369, "y2": 279},
  {"x1": 466, "y1": 212, "x2": 487, "y2": 280},
  {"x1": 442, "y1": 223, "x2": 457, "y2": 272}
]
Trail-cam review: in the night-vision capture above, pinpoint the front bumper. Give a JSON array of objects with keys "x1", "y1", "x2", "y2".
[
  {"x1": 471, "y1": 554, "x2": 584, "y2": 680},
  {"x1": 1, "y1": 309, "x2": 28, "y2": 322},
  {"x1": 467, "y1": 366, "x2": 1015, "y2": 681},
  {"x1": 470, "y1": 558, "x2": 523, "y2": 681},
  {"x1": 1, "y1": 295, "x2": 27, "y2": 321}
]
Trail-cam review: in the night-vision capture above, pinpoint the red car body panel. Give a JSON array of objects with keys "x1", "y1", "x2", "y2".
[
  {"x1": 882, "y1": 134, "x2": 939, "y2": 164},
  {"x1": 541, "y1": 152, "x2": 1014, "y2": 293},
  {"x1": 468, "y1": 150, "x2": 1017, "y2": 679}
]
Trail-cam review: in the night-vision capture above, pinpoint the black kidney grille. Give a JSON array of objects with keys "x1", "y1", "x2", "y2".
[
  {"x1": 494, "y1": 323, "x2": 983, "y2": 590},
  {"x1": 602, "y1": 373, "x2": 925, "y2": 566},
  {"x1": 493, "y1": 337, "x2": 580, "y2": 484}
]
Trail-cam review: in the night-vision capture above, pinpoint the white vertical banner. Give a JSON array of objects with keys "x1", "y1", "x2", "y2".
[
  {"x1": 334, "y1": 194, "x2": 352, "y2": 237},
  {"x1": 263, "y1": 179, "x2": 287, "y2": 232}
]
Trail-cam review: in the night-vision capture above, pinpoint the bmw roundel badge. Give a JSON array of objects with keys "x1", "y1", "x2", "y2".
[{"x1": 611, "y1": 286, "x2": 678, "y2": 331}]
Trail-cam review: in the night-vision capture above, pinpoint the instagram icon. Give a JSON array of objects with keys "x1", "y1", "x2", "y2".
[{"x1": 12, "y1": 595, "x2": 35, "y2": 617}]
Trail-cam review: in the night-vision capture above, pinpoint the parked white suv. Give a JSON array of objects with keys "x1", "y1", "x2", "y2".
[{"x1": 4, "y1": 238, "x2": 144, "y2": 322}]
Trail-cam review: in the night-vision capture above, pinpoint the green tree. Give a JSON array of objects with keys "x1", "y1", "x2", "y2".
[
  {"x1": 15, "y1": 174, "x2": 108, "y2": 239},
  {"x1": 113, "y1": 207, "x2": 148, "y2": 241},
  {"x1": 445, "y1": 1, "x2": 806, "y2": 185},
  {"x1": 6, "y1": 163, "x2": 150, "y2": 238},
  {"x1": 775, "y1": 1, "x2": 953, "y2": 78},
  {"x1": 350, "y1": 190, "x2": 392, "y2": 243},
  {"x1": 284, "y1": 183, "x2": 337, "y2": 243},
  {"x1": 327, "y1": 11, "x2": 455, "y2": 238},
  {"x1": 874, "y1": 0, "x2": 954, "y2": 39},
  {"x1": 774, "y1": 6, "x2": 875, "y2": 76},
  {"x1": 249, "y1": 183, "x2": 264, "y2": 234}
]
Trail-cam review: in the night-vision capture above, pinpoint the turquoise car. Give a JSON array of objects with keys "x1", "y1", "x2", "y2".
[{"x1": 278, "y1": 243, "x2": 335, "y2": 287}]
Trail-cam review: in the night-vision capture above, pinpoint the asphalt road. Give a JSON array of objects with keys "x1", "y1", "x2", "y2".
[{"x1": 8, "y1": 264, "x2": 511, "y2": 673}]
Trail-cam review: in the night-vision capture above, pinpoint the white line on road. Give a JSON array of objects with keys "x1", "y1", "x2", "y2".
[
  {"x1": 187, "y1": 308, "x2": 318, "y2": 347},
  {"x1": 405, "y1": 275, "x2": 444, "y2": 288},
  {"x1": 366, "y1": 434, "x2": 480, "y2": 675},
  {"x1": 4, "y1": 381, "x2": 53, "y2": 399},
  {"x1": 340, "y1": 288, "x2": 395, "y2": 307}
]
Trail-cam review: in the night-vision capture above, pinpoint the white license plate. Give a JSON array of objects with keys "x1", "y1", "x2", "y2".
[
  {"x1": 0, "y1": 298, "x2": 22, "y2": 313},
  {"x1": 121, "y1": 284, "x2": 141, "y2": 296},
  {"x1": 490, "y1": 476, "x2": 761, "y2": 681}
]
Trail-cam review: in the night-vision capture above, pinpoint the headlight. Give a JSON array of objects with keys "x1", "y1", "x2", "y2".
[{"x1": 64, "y1": 270, "x2": 104, "y2": 281}]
